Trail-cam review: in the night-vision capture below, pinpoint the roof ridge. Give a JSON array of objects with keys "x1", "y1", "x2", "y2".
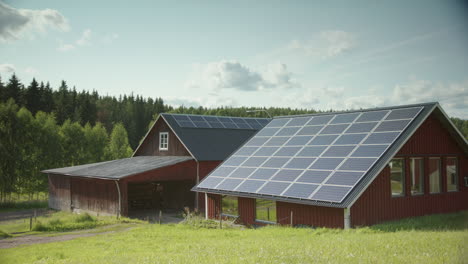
[
  {"x1": 161, "y1": 112, "x2": 271, "y2": 120},
  {"x1": 274, "y1": 102, "x2": 439, "y2": 119}
]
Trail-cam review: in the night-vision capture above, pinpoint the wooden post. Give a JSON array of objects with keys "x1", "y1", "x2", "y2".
[
  {"x1": 29, "y1": 216, "x2": 33, "y2": 231},
  {"x1": 34, "y1": 209, "x2": 37, "y2": 222},
  {"x1": 267, "y1": 207, "x2": 270, "y2": 221},
  {"x1": 219, "y1": 205, "x2": 223, "y2": 229},
  {"x1": 159, "y1": 210, "x2": 162, "y2": 225},
  {"x1": 290, "y1": 211, "x2": 293, "y2": 227}
]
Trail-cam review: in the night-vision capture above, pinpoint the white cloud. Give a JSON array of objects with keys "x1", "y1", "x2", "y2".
[
  {"x1": 58, "y1": 43, "x2": 75, "y2": 51},
  {"x1": 58, "y1": 29, "x2": 92, "y2": 52},
  {"x1": 287, "y1": 30, "x2": 356, "y2": 58},
  {"x1": 0, "y1": 2, "x2": 69, "y2": 42},
  {"x1": 76, "y1": 29, "x2": 91, "y2": 46},
  {"x1": 186, "y1": 60, "x2": 299, "y2": 92},
  {"x1": 0, "y1": 63, "x2": 15, "y2": 73},
  {"x1": 102, "y1": 33, "x2": 119, "y2": 44},
  {"x1": 166, "y1": 95, "x2": 238, "y2": 108},
  {"x1": 314, "y1": 79, "x2": 467, "y2": 118}
]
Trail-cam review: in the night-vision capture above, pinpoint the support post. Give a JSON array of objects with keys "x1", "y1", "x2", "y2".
[
  {"x1": 114, "y1": 180, "x2": 121, "y2": 219},
  {"x1": 204, "y1": 193, "x2": 208, "y2": 220},
  {"x1": 344, "y1": 208, "x2": 351, "y2": 229},
  {"x1": 219, "y1": 202, "x2": 223, "y2": 229},
  {"x1": 290, "y1": 211, "x2": 293, "y2": 227},
  {"x1": 195, "y1": 161, "x2": 200, "y2": 210}
]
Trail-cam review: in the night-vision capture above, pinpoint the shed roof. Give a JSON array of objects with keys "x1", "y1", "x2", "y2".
[
  {"x1": 42, "y1": 156, "x2": 193, "y2": 180},
  {"x1": 192, "y1": 102, "x2": 468, "y2": 208},
  {"x1": 134, "y1": 113, "x2": 271, "y2": 161}
]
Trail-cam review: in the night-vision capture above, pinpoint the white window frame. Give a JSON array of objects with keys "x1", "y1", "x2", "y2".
[
  {"x1": 390, "y1": 158, "x2": 405, "y2": 197},
  {"x1": 159, "y1": 132, "x2": 169, "y2": 151},
  {"x1": 410, "y1": 157, "x2": 424, "y2": 196},
  {"x1": 446, "y1": 157, "x2": 458, "y2": 192}
]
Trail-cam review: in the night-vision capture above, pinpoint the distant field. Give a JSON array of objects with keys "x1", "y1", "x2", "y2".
[{"x1": 0, "y1": 211, "x2": 466, "y2": 264}]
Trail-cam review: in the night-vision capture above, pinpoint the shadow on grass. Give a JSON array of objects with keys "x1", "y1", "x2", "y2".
[{"x1": 368, "y1": 211, "x2": 468, "y2": 232}]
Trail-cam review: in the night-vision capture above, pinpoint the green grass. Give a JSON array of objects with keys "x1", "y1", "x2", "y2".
[
  {"x1": 1, "y1": 212, "x2": 466, "y2": 264},
  {"x1": 0, "y1": 230, "x2": 11, "y2": 238},
  {"x1": 0, "y1": 211, "x2": 143, "y2": 236}
]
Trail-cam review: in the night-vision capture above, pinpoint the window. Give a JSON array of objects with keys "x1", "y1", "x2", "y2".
[
  {"x1": 410, "y1": 158, "x2": 424, "y2": 195},
  {"x1": 389, "y1": 158, "x2": 404, "y2": 196},
  {"x1": 255, "y1": 199, "x2": 276, "y2": 223},
  {"x1": 159, "y1": 132, "x2": 168, "y2": 150},
  {"x1": 429, "y1": 158, "x2": 441, "y2": 193},
  {"x1": 221, "y1": 196, "x2": 238, "y2": 217},
  {"x1": 446, "y1": 157, "x2": 458, "y2": 192}
]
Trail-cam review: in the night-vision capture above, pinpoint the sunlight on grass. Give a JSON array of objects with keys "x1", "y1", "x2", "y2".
[{"x1": 0, "y1": 211, "x2": 466, "y2": 264}]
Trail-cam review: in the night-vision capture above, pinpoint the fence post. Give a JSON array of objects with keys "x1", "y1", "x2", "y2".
[
  {"x1": 267, "y1": 207, "x2": 270, "y2": 221},
  {"x1": 30, "y1": 216, "x2": 33, "y2": 231},
  {"x1": 159, "y1": 210, "x2": 162, "y2": 225}
]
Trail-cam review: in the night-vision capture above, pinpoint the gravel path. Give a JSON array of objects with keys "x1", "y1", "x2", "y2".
[{"x1": 0, "y1": 226, "x2": 133, "y2": 249}]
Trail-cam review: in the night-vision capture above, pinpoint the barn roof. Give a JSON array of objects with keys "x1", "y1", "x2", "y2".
[
  {"x1": 42, "y1": 156, "x2": 193, "y2": 180},
  {"x1": 134, "y1": 113, "x2": 271, "y2": 161},
  {"x1": 192, "y1": 102, "x2": 468, "y2": 208}
]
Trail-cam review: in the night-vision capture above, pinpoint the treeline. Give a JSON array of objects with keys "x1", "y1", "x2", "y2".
[
  {"x1": 0, "y1": 99, "x2": 133, "y2": 201},
  {"x1": 0, "y1": 73, "x2": 467, "y2": 200}
]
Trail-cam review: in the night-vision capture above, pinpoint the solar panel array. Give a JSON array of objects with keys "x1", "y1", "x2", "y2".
[
  {"x1": 196, "y1": 107, "x2": 423, "y2": 203},
  {"x1": 171, "y1": 114, "x2": 270, "y2": 130}
]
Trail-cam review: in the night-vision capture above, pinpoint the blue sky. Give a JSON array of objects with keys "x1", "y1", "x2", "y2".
[{"x1": 1, "y1": 0, "x2": 467, "y2": 117}]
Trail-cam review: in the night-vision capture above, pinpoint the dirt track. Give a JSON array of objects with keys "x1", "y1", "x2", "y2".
[{"x1": 0, "y1": 228, "x2": 125, "y2": 249}]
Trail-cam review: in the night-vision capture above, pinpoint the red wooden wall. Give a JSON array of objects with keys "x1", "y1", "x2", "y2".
[
  {"x1": 351, "y1": 113, "x2": 468, "y2": 226},
  {"x1": 133, "y1": 117, "x2": 191, "y2": 157},
  {"x1": 48, "y1": 174, "x2": 71, "y2": 211},
  {"x1": 277, "y1": 202, "x2": 344, "y2": 228},
  {"x1": 70, "y1": 177, "x2": 119, "y2": 216}
]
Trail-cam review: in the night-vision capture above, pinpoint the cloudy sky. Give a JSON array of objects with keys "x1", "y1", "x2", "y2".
[{"x1": 1, "y1": 1, "x2": 467, "y2": 118}]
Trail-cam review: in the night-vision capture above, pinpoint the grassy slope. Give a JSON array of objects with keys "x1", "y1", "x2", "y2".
[{"x1": 1, "y1": 212, "x2": 467, "y2": 264}]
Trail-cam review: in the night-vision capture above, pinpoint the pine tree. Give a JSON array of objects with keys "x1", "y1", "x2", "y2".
[
  {"x1": 4, "y1": 74, "x2": 23, "y2": 104},
  {"x1": 25, "y1": 78, "x2": 41, "y2": 114}
]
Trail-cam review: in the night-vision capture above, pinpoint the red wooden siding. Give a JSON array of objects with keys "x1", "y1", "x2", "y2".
[
  {"x1": 206, "y1": 193, "x2": 221, "y2": 219},
  {"x1": 351, "y1": 113, "x2": 468, "y2": 227},
  {"x1": 197, "y1": 161, "x2": 222, "y2": 211},
  {"x1": 70, "y1": 177, "x2": 119, "y2": 216},
  {"x1": 48, "y1": 174, "x2": 71, "y2": 211},
  {"x1": 277, "y1": 202, "x2": 344, "y2": 228},
  {"x1": 134, "y1": 117, "x2": 191, "y2": 157},
  {"x1": 238, "y1": 197, "x2": 256, "y2": 225}
]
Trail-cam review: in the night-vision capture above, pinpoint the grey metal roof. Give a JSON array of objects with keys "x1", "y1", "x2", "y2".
[
  {"x1": 192, "y1": 102, "x2": 467, "y2": 208},
  {"x1": 42, "y1": 156, "x2": 193, "y2": 180},
  {"x1": 160, "y1": 113, "x2": 270, "y2": 161}
]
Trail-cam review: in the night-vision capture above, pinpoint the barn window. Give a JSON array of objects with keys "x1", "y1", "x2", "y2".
[
  {"x1": 410, "y1": 158, "x2": 424, "y2": 195},
  {"x1": 429, "y1": 157, "x2": 441, "y2": 193},
  {"x1": 159, "y1": 132, "x2": 168, "y2": 150},
  {"x1": 446, "y1": 157, "x2": 458, "y2": 192},
  {"x1": 255, "y1": 199, "x2": 276, "y2": 223},
  {"x1": 389, "y1": 158, "x2": 404, "y2": 197},
  {"x1": 221, "y1": 196, "x2": 238, "y2": 217}
]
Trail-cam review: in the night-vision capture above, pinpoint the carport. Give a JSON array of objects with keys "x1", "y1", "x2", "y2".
[{"x1": 44, "y1": 156, "x2": 196, "y2": 217}]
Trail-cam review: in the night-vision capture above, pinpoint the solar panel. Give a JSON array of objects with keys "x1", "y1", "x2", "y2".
[
  {"x1": 283, "y1": 183, "x2": 318, "y2": 199},
  {"x1": 196, "y1": 106, "x2": 423, "y2": 204},
  {"x1": 171, "y1": 114, "x2": 271, "y2": 130}
]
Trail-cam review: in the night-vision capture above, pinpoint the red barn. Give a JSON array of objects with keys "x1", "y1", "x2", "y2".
[
  {"x1": 193, "y1": 103, "x2": 468, "y2": 228},
  {"x1": 44, "y1": 114, "x2": 270, "y2": 217}
]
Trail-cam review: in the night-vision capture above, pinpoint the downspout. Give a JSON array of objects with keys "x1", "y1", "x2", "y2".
[
  {"x1": 114, "y1": 180, "x2": 121, "y2": 219},
  {"x1": 344, "y1": 207, "x2": 351, "y2": 229},
  {"x1": 195, "y1": 160, "x2": 200, "y2": 210}
]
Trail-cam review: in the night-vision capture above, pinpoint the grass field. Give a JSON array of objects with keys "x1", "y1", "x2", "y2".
[{"x1": 0, "y1": 211, "x2": 466, "y2": 264}]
